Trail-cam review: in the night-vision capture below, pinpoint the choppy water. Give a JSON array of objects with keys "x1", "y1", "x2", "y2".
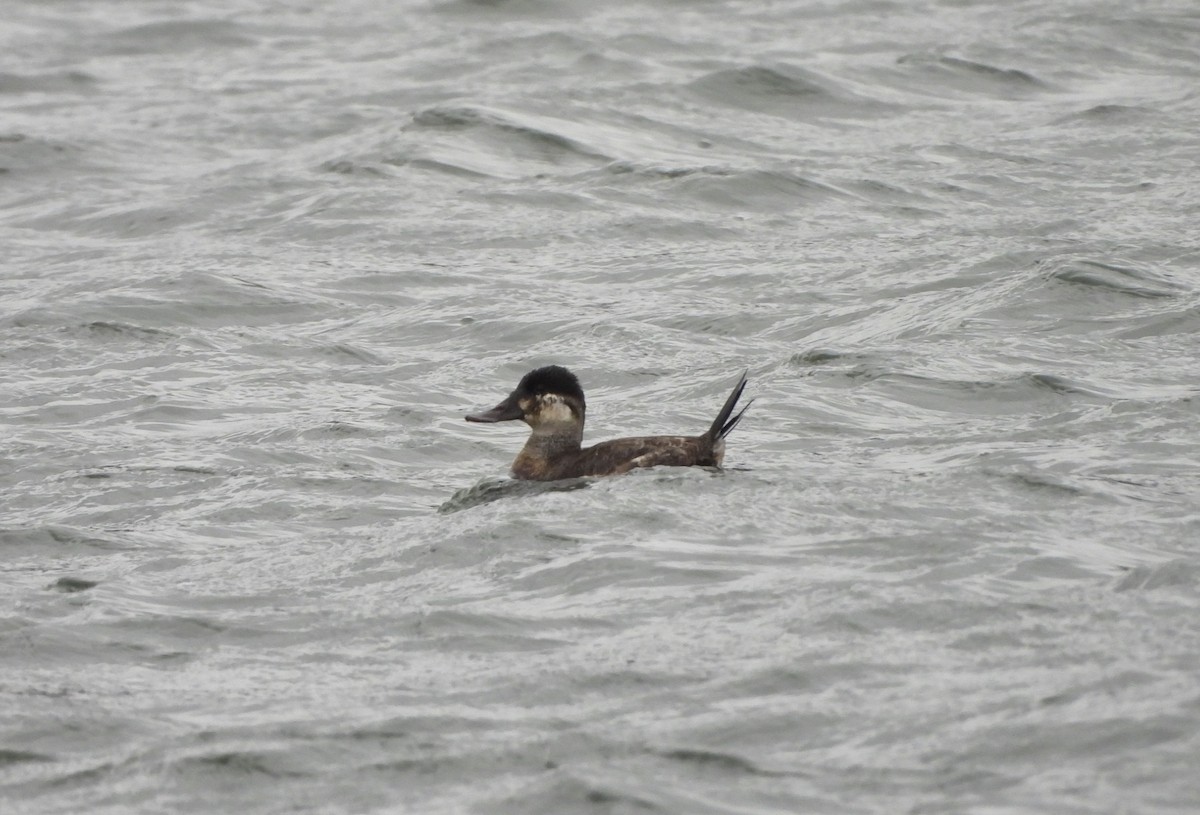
[{"x1": 4, "y1": 0, "x2": 1200, "y2": 812}]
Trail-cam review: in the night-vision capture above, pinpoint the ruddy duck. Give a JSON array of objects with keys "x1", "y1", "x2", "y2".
[{"x1": 465, "y1": 366, "x2": 751, "y2": 481}]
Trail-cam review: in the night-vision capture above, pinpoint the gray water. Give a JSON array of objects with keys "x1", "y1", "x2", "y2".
[{"x1": 3, "y1": 0, "x2": 1200, "y2": 812}]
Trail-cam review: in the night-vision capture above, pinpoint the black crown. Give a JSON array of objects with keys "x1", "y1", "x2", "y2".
[{"x1": 518, "y1": 365, "x2": 584, "y2": 402}]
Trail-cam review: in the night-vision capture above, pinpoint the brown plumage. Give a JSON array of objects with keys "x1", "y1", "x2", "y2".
[{"x1": 466, "y1": 366, "x2": 751, "y2": 481}]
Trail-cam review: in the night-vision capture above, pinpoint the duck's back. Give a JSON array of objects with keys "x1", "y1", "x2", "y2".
[{"x1": 566, "y1": 435, "x2": 716, "y2": 478}]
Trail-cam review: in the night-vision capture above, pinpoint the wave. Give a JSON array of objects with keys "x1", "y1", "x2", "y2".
[
  {"x1": 0, "y1": 71, "x2": 96, "y2": 95},
  {"x1": 107, "y1": 19, "x2": 254, "y2": 55},
  {"x1": 1116, "y1": 560, "x2": 1200, "y2": 592},
  {"x1": 439, "y1": 477, "x2": 592, "y2": 513},
  {"x1": 688, "y1": 63, "x2": 888, "y2": 117},
  {"x1": 889, "y1": 52, "x2": 1051, "y2": 100},
  {"x1": 1045, "y1": 258, "x2": 1186, "y2": 299},
  {"x1": 0, "y1": 132, "x2": 80, "y2": 175}
]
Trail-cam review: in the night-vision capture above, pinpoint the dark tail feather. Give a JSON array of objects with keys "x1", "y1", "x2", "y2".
[{"x1": 706, "y1": 371, "x2": 752, "y2": 441}]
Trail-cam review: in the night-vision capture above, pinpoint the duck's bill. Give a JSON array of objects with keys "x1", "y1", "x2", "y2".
[{"x1": 465, "y1": 395, "x2": 522, "y2": 423}]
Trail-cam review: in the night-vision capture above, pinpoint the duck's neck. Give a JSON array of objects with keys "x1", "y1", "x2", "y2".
[{"x1": 512, "y1": 425, "x2": 583, "y2": 480}]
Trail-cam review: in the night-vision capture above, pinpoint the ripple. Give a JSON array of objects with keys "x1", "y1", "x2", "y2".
[
  {"x1": 690, "y1": 64, "x2": 831, "y2": 102},
  {"x1": 894, "y1": 52, "x2": 1050, "y2": 98},
  {"x1": 674, "y1": 167, "x2": 846, "y2": 211},
  {"x1": 0, "y1": 525, "x2": 129, "y2": 552},
  {"x1": 84, "y1": 321, "x2": 178, "y2": 342},
  {"x1": 49, "y1": 577, "x2": 100, "y2": 593},
  {"x1": 176, "y1": 749, "x2": 309, "y2": 778},
  {"x1": 688, "y1": 63, "x2": 885, "y2": 117},
  {"x1": 1046, "y1": 258, "x2": 1186, "y2": 299},
  {"x1": 1055, "y1": 103, "x2": 1156, "y2": 124},
  {"x1": 400, "y1": 104, "x2": 611, "y2": 177},
  {"x1": 856, "y1": 369, "x2": 1117, "y2": 415},
  {"x1": 656, "y1": 747, "x2": 786, "y2": 777},
  {"x1": 1115, "y1": 560, "x2": 1200, "y2": 592},
  {"x1": 107, "y1": 19, "x2": 255, "y2": 55},
  {"x1": 0, "y1": 71, "x2": 96, "y2": 95},
  {"x1": 0, "y1": 133, "x2": 77, "y2": 175},
  {"x1": 2, "y1": 741, "x2": 55, "y2": 761},
  {"x1": 438, "y1": 477, "x2": 592, "y2": 513}
]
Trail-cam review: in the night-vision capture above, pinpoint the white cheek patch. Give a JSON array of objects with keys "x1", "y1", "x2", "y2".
[{"x1": 537, "y1": 395, "x2": 576, "y2": 424}]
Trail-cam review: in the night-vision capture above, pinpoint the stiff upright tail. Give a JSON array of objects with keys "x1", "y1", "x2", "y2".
[{"x1": 706, "y1": 370, "x2": 753, "y2": 441}]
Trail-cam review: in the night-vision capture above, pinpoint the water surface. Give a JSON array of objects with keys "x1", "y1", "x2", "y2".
[{"x1": 3, "y1": 0, "x2": 1199, "y2": 812}]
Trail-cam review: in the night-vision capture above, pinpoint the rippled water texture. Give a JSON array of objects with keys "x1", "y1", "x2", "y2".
[{"x1": 3, "y1": 0, "x2": 1200, "y2": 812}]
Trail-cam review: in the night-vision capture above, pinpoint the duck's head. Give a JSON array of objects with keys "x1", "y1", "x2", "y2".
[{"x1": 466, "y1": 365, "x2": 586, "y2": 429}]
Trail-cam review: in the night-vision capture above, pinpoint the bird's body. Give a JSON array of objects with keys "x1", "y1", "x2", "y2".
[{"x1": 466, "y1": 366, "x2": 751, "y2": 481}]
